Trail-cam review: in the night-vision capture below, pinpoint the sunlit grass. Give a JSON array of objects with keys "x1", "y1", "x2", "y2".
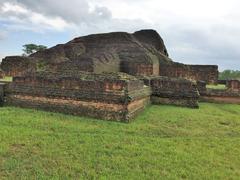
[
  {"x1": 0, "y1": 76, "x2": 13, "y2": 82},
  {"x1": 207, "y1": 84, "x2": 227, "y2": 90}
]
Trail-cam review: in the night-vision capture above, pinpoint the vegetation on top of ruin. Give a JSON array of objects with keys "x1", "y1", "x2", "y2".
[
  {"x1": 22, "y1": 44, "x2": 47, "y2": 56},
  {"x1": 0, "y1": 103, "x2": 239, "y2": 179}
]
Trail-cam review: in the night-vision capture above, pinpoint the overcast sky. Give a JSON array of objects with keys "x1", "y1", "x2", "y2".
[{"x1": 0, "y1": 0, "x2": 240, "y2": 71}]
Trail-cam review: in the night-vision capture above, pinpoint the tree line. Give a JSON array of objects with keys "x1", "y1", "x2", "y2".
[{"x1": 219, "y1": 70, "x2": 240, "y2": 80}]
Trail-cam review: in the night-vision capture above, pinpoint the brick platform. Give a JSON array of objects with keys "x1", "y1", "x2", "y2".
[{"x1": 5, "y1": 72, "x2": 151, "y2": 122}]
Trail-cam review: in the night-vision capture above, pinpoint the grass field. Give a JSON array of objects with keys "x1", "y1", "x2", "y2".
[{"x1": 0, "y1": 103, "x2": 240, "y2": 179}]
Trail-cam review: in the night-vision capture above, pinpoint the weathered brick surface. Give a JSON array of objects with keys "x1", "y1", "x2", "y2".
[
  {"x1": 151, "y1": 96, "x2": 198, "y2": 107},
  {"x1": 5, "y1": 72, "x2": 151, "y2": 122},
  {"x1": 0, "y1": 83, "x2": 7, "y2": 106},
  {"x1": 159, "y1": 62, "x2": 218, "y2": 84},
  {"x1": 205, "y1": 89, "x2": 240, "y2": 97},
  {"x1": 226, "y1": 80, "x2": 240, "y2": 92},
  {"x1": 1, "y1": 30, "x2": 172, "y2": 77},
  {"x1": 0, "y1": 56, "x2": 36, "y2": 77},
  {"x1": 140, "y1": 76, "x2": 199, "y2": 108},
  {"x1": 197, "y1": 81, "x2": 207, "y2": 95},
  {"x1": 0, "y1": 69, "x2": 4, "y2": 79},
  {"x1": 201, "y1": 89, "x2": 240, "y2": 104}
]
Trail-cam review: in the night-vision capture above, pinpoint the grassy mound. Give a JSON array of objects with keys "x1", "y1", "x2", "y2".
[{"x1": 0, "y1": 103, "x2": 240, "y2": 179}]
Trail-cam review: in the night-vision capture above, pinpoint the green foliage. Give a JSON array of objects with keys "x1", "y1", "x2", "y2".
[
  {"x1": 219, "y1": 70, "x2": 240, "y2": 80},
  {"x1": 22, "y1": 44, "x2": 47, "y2": 56},
  {"x1": 0, "y1": 103, "x2": 240, "y2": 179}
]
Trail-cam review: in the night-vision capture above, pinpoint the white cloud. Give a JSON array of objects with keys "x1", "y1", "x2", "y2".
[
  {"x1": 0, "y1": 2, "x2": 71, "y2": 32},
  {"x1": 2, "y1": 2, "x2": 28, "y2": 14},
  {"x1": 16, "y1": 0, "x2": 112, "y2": 24}
]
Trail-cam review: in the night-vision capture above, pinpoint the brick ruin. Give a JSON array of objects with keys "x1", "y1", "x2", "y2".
[
  {"x1": 1, "y1": 29, "x2": 218, "y2": 79},
  {"x1": 0, "y1": 56, "x2": 36, "y2": 77},
  {"x1": 141, "y1": 76, "x2": 199, "y2": 108},
  {"x1": 0, "y1": 73, "x2": 3, "y2": 79},
  {"x1": 0, "y1": 29, "x2": 225, "y2": 122},
  {"x1": 226, "y1": 80, "x2": 240, "y2": 92},
  {"x1": 0, "y1": 83, "x2": 6, "y2": 106},
  {"x1": 0, "y1": 68, "x2": 4, "y2": 79},
  {"x1": 198, "y1": 80, "x2": 240, "y2": 104},
  {"x1": 159, "y1": 62, "x2": 218, "y2": 84},
  {"x1": 5, "y1": 72, "x2": 150, "y2": 122}
]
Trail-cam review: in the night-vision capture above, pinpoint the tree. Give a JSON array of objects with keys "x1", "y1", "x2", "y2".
[
  {"x1": 219, "y1": 70, "x2": 240, "y2": 80},
  {"x1": 22, "y1": 44, "x2": 47, "y2": 56}
]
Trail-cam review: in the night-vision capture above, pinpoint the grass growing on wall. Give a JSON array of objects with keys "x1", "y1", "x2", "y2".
[{"x1": 0, "y1": 103, "x2": 240, "y2": 179}]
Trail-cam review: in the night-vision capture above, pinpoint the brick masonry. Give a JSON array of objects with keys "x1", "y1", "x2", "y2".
[
  {"x1": 0, "y1": 83, "x2": 7, "y2": 106},
  {"x1": 199, "y1": 80, "x2": 240, "y2": 104},
  {"x1": 0, "y1": 69, "x2": 4, "y2": 79},
  {"x1": 159, "y1": 62, "x2": 219, "y2": 84},
  {"x1": 140, "y1": 76, "x2": 199, "y2": 108},
  {"x1": 0, "y1": 56, "x2": 36, "y2": 77},
  {"x1": 226, "y1": 80, "x2": 240, "y2": 92},
  {"x1": 5, "y1": 72, "x2": 151, "y2": 122}
]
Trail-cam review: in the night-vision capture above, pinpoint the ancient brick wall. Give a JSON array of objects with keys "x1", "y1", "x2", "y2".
[
  {"x1": 120, "y1": 62, "x2": 158, "y2": 76},
  {"x1": 0, "y1": 69, "x2": 4, "y2": 79},
  {"x1": 196, "y1": 81, "x2": 207, "y2": 95},
  {"x1": 226, "y1": 80, "x2": 240, "y2": 91},
  {"x1": 140, "y1": 76, "x2": 199, "y2": 108},
  {"x1": 188, "y1": 65, "x2": 218, "y2": 83},
  {"x1": 0, "y1": 83, "x2": 8, "y2": 106},
  {"x1": 0, "y1": 56, "x2": 36, "y2": 77},
  {"x1": 201, "y1": 89, "x2": 240, "y2": 104},
  {"x1": 5, "y1": 72, "x2": 151, "y2": 122},
  {"x1": 0, "y1": 83, "x2": 5, "y2": 106},
  {"x1": 198, "y1": 80, "x2": 240, "y2": 104},
  {"x1": 159, "y1": 62, "x2": 218, "y2": 84}
]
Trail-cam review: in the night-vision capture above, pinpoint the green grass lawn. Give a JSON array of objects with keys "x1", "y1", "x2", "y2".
[
  {"x1": 207, "y1": 84, "x2": 227, "y2": 90},
  {"x1": 0, "y1": 103, "x2": 240, "y2": 179},
  {"x1": 0, "y1": 76, "x2": 13, "y2": 82}
]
